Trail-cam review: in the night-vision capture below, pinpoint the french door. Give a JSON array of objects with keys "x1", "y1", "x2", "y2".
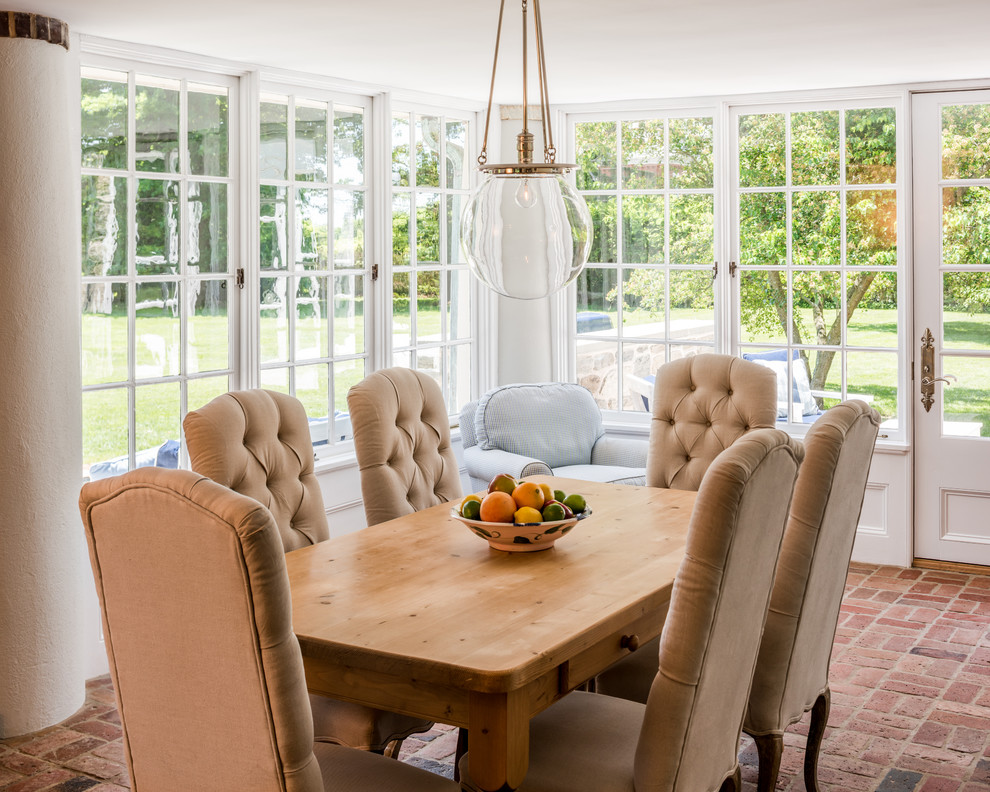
[{"x1": 912, "y1": 91, "x2": 990, "y2": 564}]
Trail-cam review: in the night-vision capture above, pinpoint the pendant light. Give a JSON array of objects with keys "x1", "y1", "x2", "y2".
[{"x1": 460, "y1": 0, "x2": 593, "y2": 300}]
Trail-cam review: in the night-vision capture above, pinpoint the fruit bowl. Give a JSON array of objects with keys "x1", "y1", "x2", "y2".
[{"x1": 451, "y1": 508, "x2": 591, "y2": 553}]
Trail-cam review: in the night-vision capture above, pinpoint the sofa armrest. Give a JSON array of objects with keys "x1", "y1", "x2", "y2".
[
  {"x1": 591, "y1": 435, "x2": 650, "y2": 468},
  {"x1": 463, "y1": 446, "x2": 553, "y2": 490}
]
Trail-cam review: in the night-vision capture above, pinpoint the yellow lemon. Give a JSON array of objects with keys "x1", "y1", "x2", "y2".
[
  {"x1": 514, "y1": 506, "x2": 544, "y2": 524},
  {"x1": 538, "y1": 482, "x2": 553, "y2": 502}
]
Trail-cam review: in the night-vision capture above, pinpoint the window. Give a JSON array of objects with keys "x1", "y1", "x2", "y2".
[
  {"x1": 257, "y1": 90, "x2": 371, "y2": 445},
  {"x1": 390, "y1": 109, "x2": 475, "y2": 414},
  {"x1": 570, "y1": 113, "x2": 717, "y2": 414},
  {"x1": 81, "y1": 66, "x2": 237, "y2": 479}
]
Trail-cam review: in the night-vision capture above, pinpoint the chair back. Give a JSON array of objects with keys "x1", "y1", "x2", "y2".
[
  {"x1": 183, "y1": 389, "x2": 329, "y2": 551},
  {"x1": 745, "y1": 400, "x2": 880, "y2": 734},
  {"x1": 473, "y1": 382, "x2": 604, "y2": 468},
  {"x1": 347, "y1": 367, "x2": 462, "y2": 526},
  {"x1": 635, "y1": 429, "x2": 803, "y2": 792},
  {"x1": 648, "y1": 353, "x2": 777, "y2": 490},
  {"x1": 79, "y1": 468, "x2": 323, "y2": 792}
]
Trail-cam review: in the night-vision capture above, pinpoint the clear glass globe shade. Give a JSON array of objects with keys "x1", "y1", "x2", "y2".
[{"x1": 460, "y1": 173, "x2": 594, "y2": 300}]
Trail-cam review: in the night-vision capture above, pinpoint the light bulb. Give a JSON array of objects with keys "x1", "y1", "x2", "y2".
[{"x1": 514, "y1": 178, "x2": 537, "y2": 209}]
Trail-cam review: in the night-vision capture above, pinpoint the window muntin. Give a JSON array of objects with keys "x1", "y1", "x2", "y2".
[
  {"x1": 258, "y1": 91, "x2": 369, "y2": 446},
  {"x1": 391, "y1": 110, "x2": 474, "y2": 414},
  {"x1": 572, "y1": 114, "x2": 717, "y2": 414},
  {"x1": 81, "y1": 66, "x2": 235, "y2": 480}
]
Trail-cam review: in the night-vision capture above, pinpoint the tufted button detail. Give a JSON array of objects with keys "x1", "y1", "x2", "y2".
[
  {"x1": 690, "y1": 385, "x2": 696, "y2": 391},
  {"x1": 685, "y1": 455, "x2": 691, "y2": 462},
  {"x1": 706, "y1": 420, "x2": 712, "y2": 427},
  {"x1": 727, "y1": 389, "x2": 733, "y2": 396},
  {"x1": 744, "y1": 425, "x2": 750, "y2": 430},
  {"x1": 669, "y1": 419, "x2": 675, "y2": 425}
]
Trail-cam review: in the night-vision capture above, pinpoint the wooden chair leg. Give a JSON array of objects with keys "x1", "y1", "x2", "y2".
[
  {"x1": 383, "y1": 738, "x2": 404, "y2": 759},
  {"x1": 719, "y1": 765, "x2": 742, "y2": 792},
  {"x1": 753, "y1": 733, "x2": 783, "y2": 792},
  {"x1": 804, "y1": 688, "x2": 830, "y2": 792},
  {"x1": 453, "y1": 727, "x2": 468, "y2": 782}
]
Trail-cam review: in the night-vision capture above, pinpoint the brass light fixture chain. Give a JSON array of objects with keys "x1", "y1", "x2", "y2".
[
  {"x1": 478, "y1": 0, "x2": 508, "y2": 166},
  {"x1": 533, "y1": 0, "x2": 556, "y2": 163},
  {"x1": 521, "y1": 0, "x2": 528, "y2": 135}
]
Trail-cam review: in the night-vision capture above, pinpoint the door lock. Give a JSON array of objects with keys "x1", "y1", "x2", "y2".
[{"x1": 920, "y1": 328, "x2": 957, "y2": 412}]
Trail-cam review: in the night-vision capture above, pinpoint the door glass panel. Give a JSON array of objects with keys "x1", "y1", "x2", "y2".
[
  {"x1": 188, "y1": 83, "x2": 229, "y2": 177},
  {"x1": 393, "y1": 193, "x2": 411, "y2": 266},
  {"x1": 295, "y1": 100, "x2": 328, "y2": 182},
  {"x1": 942, "y1": 272, "x2": 990, "y2": 349},
  {"x1": 260, "y1": 276, "x2": 289, "y2": 363},
  {"x1": 260, "y1": 97, "x2": 288, "y2": 180},
  {"x1": 586, "y1": 196, "x2": 617, "y2": 263},
  {"x1": 669, "y1": 117, "x2": 713, "y2": 189},
  {"x1": 622, "y1": 342, "x2": 662, "y2": 413},
  {"x1": 447, "y1": 344, "x2": 471, "y2": 414},
  {"x1": 135, "y1": 76, "x2": 180, "y2": 173},
  {"x1": 847, "y1": 272, "x2": 898, "y2": 348},
  {"x1": 670, "y1": 194, "x2": 714, "y2": 265},
  {"x1": 418, "y1": 270, "x2": 442, "y2": 344},
  {"x1": 622, "y1": 120, "x2": 664, "y2": 189},
  {"x1": 296, "y1": 363, "x2": 329, "y2": 429},
  {"x1": 334, "y1": 191, "x2": 364, "y2": 268},
  {"x1": 846, "y1": 190, "x2": 897, "y2": 267},
  {"x1": 416, "y1": 193, "x2": 440, "y2": 263},
  {"x1": 260, "y1": 186, "x2": 288, "y2": 270},
  {"x1": 81, "y1": 69, "x2": 127, "y2": 170},
  {"x1": 135, "y1": 179, "x2": 180, "y2": 275},
  {"x1": 846, "y1": 108, "x2": 896, "y2": 185},
  {"x1": 577, "y1": 339, "x2": 618, "y2": 410},
  {"x1": 415, "y1": 348, "x2": 442, "y2": 389},
  {"x1": 622, "y1": 195, "x2": 664, "y2": 264},
  {"x1": 847, "y1": 350, "x2": 898, "y2": 426},
  {"x1": 392, "y1": 271, "x2": 411, "y2": 346},
  {"x1": 296, "y1": 276, "x2": 328, "y2": 361},
  {"x1": 943, "y1": 356, "x2": 990, "y2": 438},
  {"x1": 81, "y1": 283, "x2": 128, "y2": 386},
  {"x1": 792, "y1": 191, "x2": 840, "y2": 267},
  {"x1": 576, "y1": 267, "x2": 617, "y2": 334},
  {"x1": 296, "y1": 188, "x2": 328, "y2": 270},
  {"x1": 669, "y1": 270, "x2": 715, "y2": 343},
  {"x1": 335, "y1": 359, "x2": 365, "y2": 435},
  {"x1": 416, "y1": 115, "x2": 441, "y2": 187},
  {"x1": 83, "y1": 388, "x2": 129, "y2": 479},
  {"x1": 792, "y1": 270, "x2": 840, "y2": 346},
  {"x1": 739, "y1": 192, "x2": 786, "y2": 266},
  {"x1": 334, "y1": 107, "x2": 364, "y2": 185},
  {"x1": 392, "y1": 114, "x2": 410, "y2": 187},
  {"x1": 942, "y1": 186, "x2": 990, "y2": 267},
  {"x1": 188, "y1": 279, "x2": 228, "y2": 372},
  {"x1": 941, "y1": 103, "x2": 990, "y2": 180},
  {"x1": 82, "y1": 175, "x2": 128, "y2": 277},
  {"x1": 575, "y1": 121, "x2": 617, "y2": 190},
  {"x1": 135, "y1": 381, "x2": 180, "y2": 458},
  {"x1": 738, "y1": 113, "x2": 785, "y2": 187},
  {"x1": 187, "y1": 375, "x2": 229, "y2": 412},
  {"x1": 334, "y1": 274, "x2": 364, "y2": 355},
  {"x1": 739, "y1": 270, "x2": 787, "y2": 345},
  {"x1": 445, "y1": 120, "x2": 468, "y2": 189},
  {"x1": 135, "y1": 281, "x2": 179, "y2": 378},
  {"x1": 446, "y1": 194, "x2": 465, "y2": 264},
  {"x1": 622, "y1": 268, "x2": 661, "y2": 334},
  {"x1": 260, "y1": 367, "x2": 289, "y2": 393},
  {"x1": 447, "y1": 270, "x2": 471, "y2": 341},
  {"x1": 791, "y1": 111, "x2": 840, "y2": 186},
  {"x1": 187, "y1": 182, "x2": 227, "y2": 273}
]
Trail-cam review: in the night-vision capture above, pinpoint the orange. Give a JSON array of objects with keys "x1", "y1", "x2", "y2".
[
  {"x1": 512, "y1": 481, "x2": 545, "y2": 510},
  {"x1": 480, "y1": 491, "x2": 516, "y2": 523}
]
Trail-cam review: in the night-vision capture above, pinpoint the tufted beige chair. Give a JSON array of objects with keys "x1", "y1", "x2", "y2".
[
  {"x1": 744, "y1": 400, "x2": 880, "y2": 792},
  {"x1": 648, "y1": 353, "x2": 778, "y2": 490},
  {"x1": 458, "y1": 429, "x2": 804, "y2": 792},
  {"x1": 346, "y1": 367, "x2": 462, "y2": 527},
  {"x1": 79, "y1": 467, "x2": 457, "y2": 792},
  {"x1": 183, "y1": 389, "x2": 432, "y2": 755}
]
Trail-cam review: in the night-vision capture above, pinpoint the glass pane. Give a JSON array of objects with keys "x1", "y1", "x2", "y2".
[
  {"x1": 135, "y1": 381, "x2": 180, "y2": 459},
  {"x1": 670, "y1": 194, "x2": 714, "y2": 265},
  {"x1": 792, "y1": 191, "x2": 840, "y2": 268},
  {"x1": 334, "y1": 107, "x2": 364, "y2": 185},
  {"x1": 296, "y1": 364, "x2": 330, "y2": 436},
  {"x1": 334, "y1": 274, "x2": 364, "y2": 355},
  {"x1": 576, "y1": 267, "x2": 617, "y2": 333},
  {"x1": 135, "y1": 281, "x2": 179, "y2": 378},
  {"x1": 416, "y1": 115, "x2": 441, "y2": 187},
  {"x1": 791, "y1": 111, "x2": 840, "y2": 186},
  {"x1": 622, "y1": 195, "x2": 664, "y2": 264},
  {"x1": 943, "y1": 356, "x2": 990, "y2": 438},
  {"x1": 739, "y1": 270, "x2": 788, "y2": 344},
  {"x1": 622, "y1": 342, "x2": 664, "y2": 412},
  {"x1": 188, "y1": 83, "x2": 228, "y2": 177},
  {"x1": 943, "y1": 272, "x2": 990, "y2": 349},
  {"x1": 418, "y1": 270, "x2": 442, "y2": 344},
  {"x1": 83, "y1": 388, "x2": 128, "y2": 479},
  {"x1": 802, "y1": 350, "x2": 837, "y2": 421},
  {"x1": 260, "y1": 185, "x2": 288, "y2": 270},
  {"x1": 392, "y1": 113, "x2": 410, "y2": 187},
  {"x1": 187, "y1": 375, "x2": 228, "y2": 412},
  {"x1": 446, "y1": 194, "x2": 465, "y2": 264},
  {"x1": 942, "y1": 104, "x2": 990, "y2": 180},
  {"x1": 942, "y1": 186, "x2": 990, "y2": 267},
  {"x1": 260, "y1": 276, "x2": 289, "y2": 363},
  {"x1": 738, "y1": 113, "x2": 785, "y2": 188},
  {"x1": 392, "y1": 271, "x2": 412, "y2": 346},
  {"x1": 622, "y1": 268, "x2": 663, "y2": 334},
  {"x1": 414, "y1": 347, "x2": 442, "y2": 388},
  {"x1": 82, "y1": 175, "x2": 127, "y2": 277},
  {"x1": 260, "y1": 367, "x2": 289, "y2": 392},
  {"x1": 576, "y1": 121, "x2": 617, "y2": 190},
  {"x1": 81, "y1": 283, "x2": 128, "y2": 386},
  {"x1": 739, "y1": 192, "x2": 786, "y2": 267},
  {"x1": 135, "y1": 179, "x2": 179, "y2": 275},
  {"x1": 446, "y1": 120, "x2": 468, "y2": 189},
  {"x1": 669, "y1": 117, "x2": 714, "y2": 189},
  {"x1": 847, "y1": 351, "x2": 898, "y2": 426},
  {"x1": 587, "y1": 196, "x2": 617, "y2": 263},
  {"x1": 295, "y1": 100, "x2": 328, "y2": 182},
  {"x1": 847, "y1": 272, "x2": 898, "y2": 349},
  {"x1": 187, "y1": 182, "x2": 227, "y2": 273},
  {"x1": 334, "y1": 191, "x2": 364, "y2": 269},
  {"x1": 448, "y1": 343, "x2": 471, "y2": 414},
  {"x1": 447, "y1": 269, "x2": 471, "y2": 341},
  {"x1": 296, "y1": 188, "x2": 329, "y2": 270},
  {"x1": 669, "y1": 270, "x2": 715, "y2": 342},
  {"x1": 621, "y1": 120, "x2": 664, "y2": 189},
  {"x1": 792, "y1": 270, "x2": 840, "y2": 346},
  {"x1": 416, "y1": 192, "x2": 440, "y2": 263},
  {"x1": 846, "y1": 108, "x2": 896, "y2": 185},
  {"x1": 188, "y1": 279, "x2": 229, "y2": 372},
  {"x1": 81, "y1": 70, "x2": 127, "y2": 170},
  {"x1": 393, "y1": 193, "x2": 411, "y2": 266},
  {"x1": 393, "y1": 350, "x2": 412, "y2": 369},
  {"x1": 847, "y1": 190, "x2": 897, "y2": 267},
  {"x1": 260, "y1": 98, "x2": 288, "y2": 180},
  {"x1": 576, "y1": 339, "x2": 618, "y2": 410},
  {"x1": 296, "y1": 276, "x2": 328, "y2": 360},
  {"x1": 135, "y1": 76, "x2": 180, "y2": 173},
  {"x1": 334, "y1": 358, "x2": 365, "y2": 415}
]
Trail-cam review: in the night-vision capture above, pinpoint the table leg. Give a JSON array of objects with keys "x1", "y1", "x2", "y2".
[{"x1": 464, "y1": 689, "x2": 530, "y2": 791}]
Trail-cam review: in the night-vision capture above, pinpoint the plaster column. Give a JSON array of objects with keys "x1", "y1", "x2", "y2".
[{"x1": 0, "y1": 12, "x2": 86, "y2": 738}]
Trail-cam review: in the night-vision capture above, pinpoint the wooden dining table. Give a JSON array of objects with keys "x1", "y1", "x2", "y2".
[{"x1": 286, "y1": 476, "x2": 696, "y2": 791}]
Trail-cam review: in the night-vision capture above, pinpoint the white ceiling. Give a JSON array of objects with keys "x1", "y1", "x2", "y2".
[{"x1": 10, "y1": 0, "x2": 990, "y2": 103}]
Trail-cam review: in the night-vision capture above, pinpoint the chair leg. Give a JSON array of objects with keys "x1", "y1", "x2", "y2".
[
  {"x1": 719, "y1": 765, "x2": 742, "y2": 792},
  {"x1": 804, "y1": 688, "x2": 830, "y2": 792},
  {"x1": 453, "y1": 727, "x2": 468, "y2": 782},
  {"x1": 753, "y1": 733, "x2": 783, "y2": 792},
  {"x1": 383, "y1": 738, "x2": 404, "y2": 759}
]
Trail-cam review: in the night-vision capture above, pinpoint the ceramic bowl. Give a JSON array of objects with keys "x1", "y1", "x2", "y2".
[{"x1": 450, "y1": 507, "x2": 591, "y2": 552}]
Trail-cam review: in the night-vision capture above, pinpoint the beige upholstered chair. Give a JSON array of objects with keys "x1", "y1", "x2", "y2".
[
  {"x1": 648, "y1": 353, "x2": 778, "y2": 490},
  {"x1": 347, "y1": 367, "x2": 462, "y2": 527},
  {"x1": 458, "y1": 429, "x2": 804, "y2": 792},
  {"x1": 78, "y1": 467, "x2": 457, "y2": 792},
  {"x1": 744, "y1": 400, "x2": 880, "y2": 792},
  {"x1": 183, "y1": 389, "x2": 432, "y2": 755}
]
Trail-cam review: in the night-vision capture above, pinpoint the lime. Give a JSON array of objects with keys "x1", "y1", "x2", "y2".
[
  {"x1": 563, "y1": 493, "x2": 587, "y2": 514},
  {"x1": 461, "y1": 499, "x2": 482, "y2": 520},
  {"x1": 542, "y1": 502, "x2": 566, "y2": 522},
  {"x1": 553, "y1": 489, "x2": 567, "y2": 502}
]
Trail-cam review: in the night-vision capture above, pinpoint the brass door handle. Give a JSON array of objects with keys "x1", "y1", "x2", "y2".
[{"x1": 921, "y1": 375, "x2": 956, "y2": 387}]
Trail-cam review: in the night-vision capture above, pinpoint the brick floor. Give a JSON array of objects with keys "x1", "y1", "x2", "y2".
[{"x1": 3, "y1": 563, "x2": 989, "y2": 790}]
